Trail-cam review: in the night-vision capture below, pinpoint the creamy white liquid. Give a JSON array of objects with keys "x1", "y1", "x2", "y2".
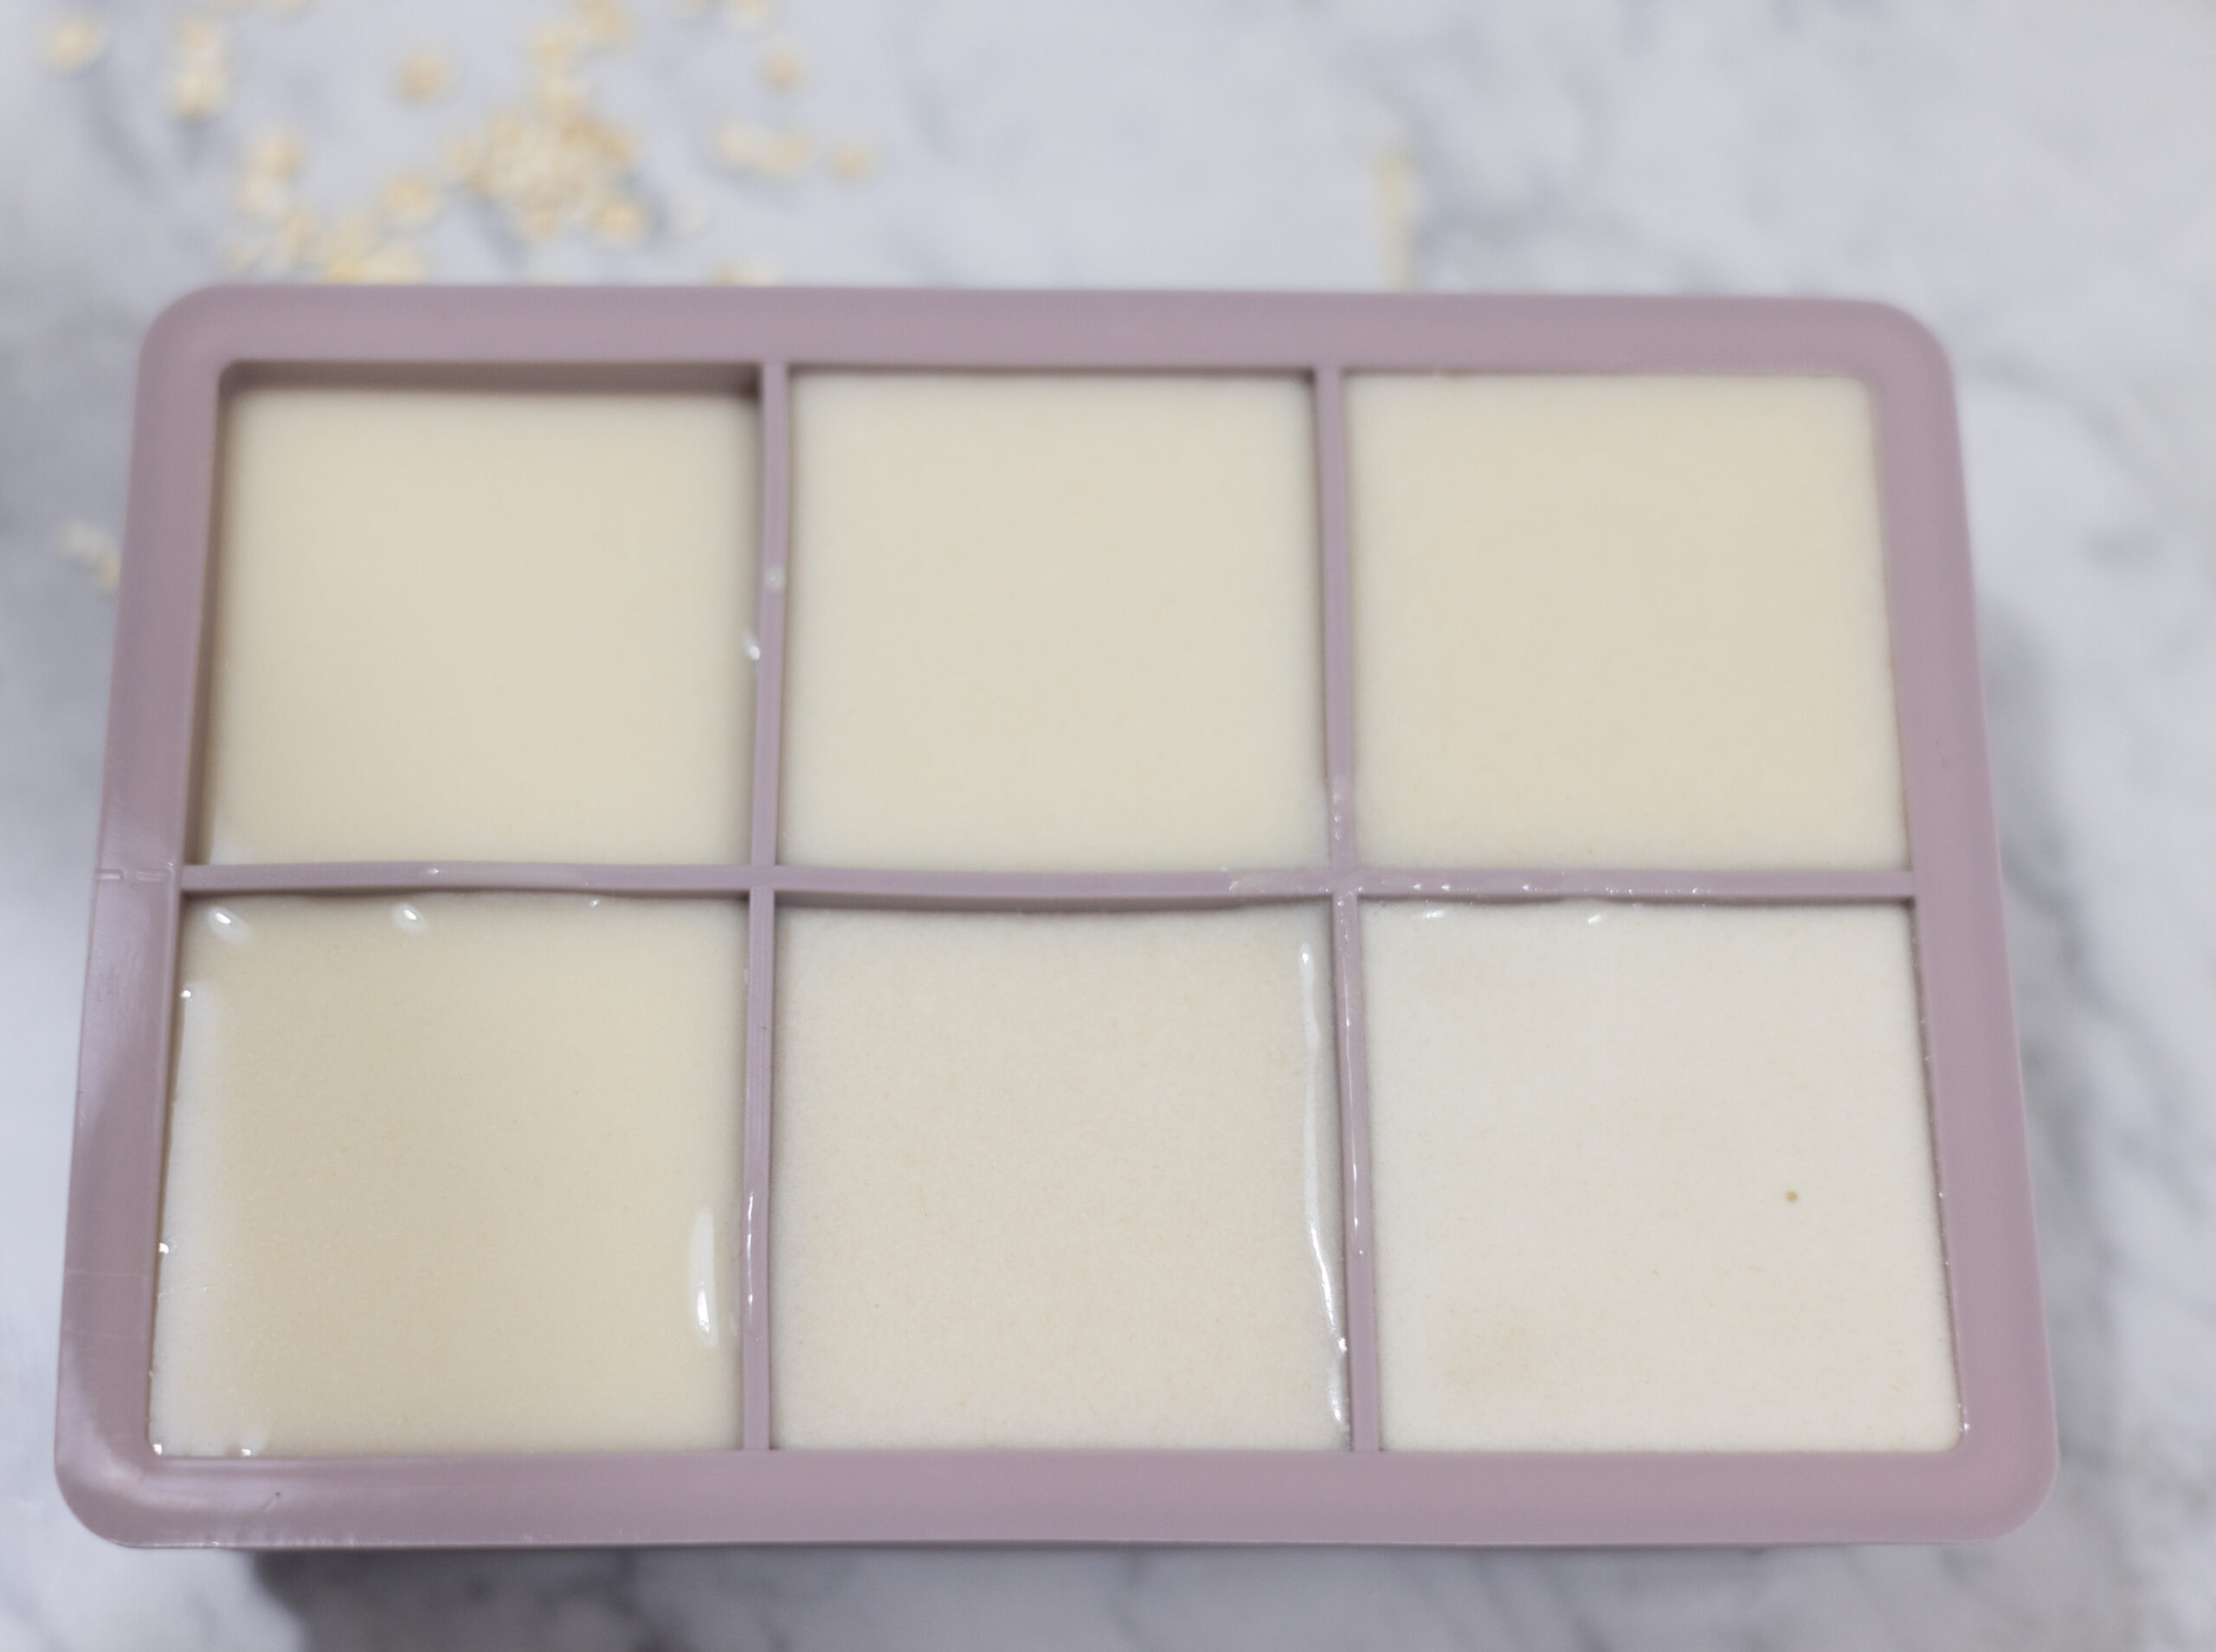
[
  {"x1": 781, "y1": 374, "x2": 1328, "y2": 871},
  {"x1": 1348, "y1": 376, "x2": 1908, "y2": 868},
  {"x1": 771, "y1": 906, "x2": 1346, "y2": 1448},
  {"x1": 200, "y1": 387, "x2": 757, "y2": 865},
  {"x1": 1362, "y1": 901, "x2": 1959, "y2": 1452},
  {"x1": 150, "y1": 895, "x2": 746, "y2": 1457}
]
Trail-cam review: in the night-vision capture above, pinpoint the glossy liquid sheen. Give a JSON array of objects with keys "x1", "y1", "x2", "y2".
[
  {"x1": 771, "y1": 906, "x2": 1347, "y2": 1448},
  {"x1": 781, "y1": 373, "x2": 1328, "y2": 871},
  {"x1": 1349, "y1": 375, "x2": 1908, "y2": 868},
  {"x1": 1363, "y1": 901, "x2": 1960, "y2": 1451},
  {"x1": 149, "y1": 895, "x2": 746, "y2": 1457},
  {"x1": 200, "y1": 386, "x2": 757, "y2": 865}
]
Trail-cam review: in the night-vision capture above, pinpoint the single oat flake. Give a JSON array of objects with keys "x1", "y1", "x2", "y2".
[
  {"x1": 41, "y1": 12, "x2": 108, "y2": 74},
  {"x1": 166, "y1": 18, "x2": 231, "y2": 123},
  {"x1": 576, "y1": 0, "x2": 633, "y2": 50},
  {"x1": 758, "y1": 38, "x2": 806, "y2": 92},
  {"x1": 713, "y1": 120, "x2": 811, "y2": 178},
  {"x1": 379, "y1": 171, "x2": 443, "y2": 229},
  {"x1": 395, "y1": 49, "x2": 454, "y2": 104},
  {"x1": 59, "y1": 521, "x2": 120, "y2": 593},
  {"x1": 708, "y1": 256, "x2": 780, "y2": 286},
  {"x1": 829, "y1": 138, "x2": 876, "y2": 182}
]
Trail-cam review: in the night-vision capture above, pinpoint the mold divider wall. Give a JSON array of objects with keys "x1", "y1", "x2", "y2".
[
  {"x1": 1315, "y1": 367, "x2": 1382, "y2": 1452},
  {"x1": 741, "y1": 361, "x2": 794, "y2": 1450}
]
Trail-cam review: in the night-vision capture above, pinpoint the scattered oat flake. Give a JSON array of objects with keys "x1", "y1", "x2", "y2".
[
  {"x1": 531, "y1": 18, "x2": 587, "y2": 67},
  {"x1": 518, "y1": 202, "x2": 565, "y2": 242},
  {"x1": 234, "y1": 170, "x2": 290, "y2": 221},
  {"x1": 261, "y1": 0, "x2": 308, "y2": 15},
  {"x1": 42, "y1": 13, "x2": 107, "y2": 74},
  {"x1": 535, "y1": 66, "x2": 591, "y2": 116},
  {"x1": 429, "y1": 8, "x2": 656, "y2": 250},
  {"x1": 59, "y1": 522, "x2": 121, "y2": 593},
  {"x1": 274, "y1": 206, "x2": 320, "y2": 268},
  {"x1": 760, "y1": 132, "x2": 811, "y2": 177},
  {"x1": 1373, "y1": 145, "x2": 1423, "y2": 291},
  {"x1": 713, "y1": 119, "x2": 810, "y2": 177},
  {"x1": 231, "y1": 133, "x2": 301, "y2": 222},
  {"x1": 828, "y1": 138, "x2": 876, "y2": 181},
  {"x1": 722, "y1": 0, "x2": 774, "y2": 31},
  {"x1": 317, "y1": 209, "x2": 377, "y2": 260},
  {"x1": 175, "y1": 15, "x2": 224, "y2": 55},
  {"x1": 576, "y1": 0, "x2": 633, "y2": 50},
  {"x1": 448, "y1": 74, "x2": 643, "y2": 245},
  {"x1": 168, "y1": 60, "x2": 229, "y2": 121},
  {"x1": 712, "y1": 120, "x2": 762, "y2": 167},
  {"x1": 306, "y1": 209, "x2": 425, "y2": 283},
  {"x1": 245, "y1": 130, "x2": 304, "y2": 179},
  {"x1": 758, "y1": 38, "x2": 806, "y2": 91},
  {"x1": 591, "y1": 196, "x2": 647, "y2": 245},
  {"x1": 325, "y1": 240, "x2": 428, "y2": 285},
  {"x1": 395, "y1": 48, "x2": 452, "y2": 104},
  {"x1": 166, "y1": 16, "x2": 229, "y2": 122},
  {"x1": 709, "y1": 256, "x2": 780, "y2": 286},
  {"x1": 378, "y1": 170, "x2": 442, "y2": 228},
  {"x1": 440, "y1": 132, "x2": 483, "y2": 182}
]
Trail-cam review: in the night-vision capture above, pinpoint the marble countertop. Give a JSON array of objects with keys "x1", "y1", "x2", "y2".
[{"x1": 4, "y1": 1, "x2": 2213, "y2": 1645}]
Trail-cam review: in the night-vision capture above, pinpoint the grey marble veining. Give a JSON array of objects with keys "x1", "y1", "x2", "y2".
[{"x1": 3, "y1": 1, "x2": 2213, "y2": 1646}]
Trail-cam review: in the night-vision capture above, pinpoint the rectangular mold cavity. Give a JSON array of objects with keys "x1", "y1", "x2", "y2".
[
  {"x1": 779, "y1": 372, "x2": 1328, "y2": 871},
  {"x1": 1362, "y1": 900, "x2": 1956, "y2": 1454},
  {"x1": 154, "y1": 893, "x2": 748, "y2": 1459},
  {"x1": 61, "y1": 287, "x2": 2052, "y2": 1549},
  {"x1": 1346, "y1": 374, "x2": 1907, "y2": 869},
  {"x1": 196, "y1": 367, "x2": 761, "y2": 866},
  {"x1": 771, "y1": 903, "x2": 1344, "y2": 1450}
]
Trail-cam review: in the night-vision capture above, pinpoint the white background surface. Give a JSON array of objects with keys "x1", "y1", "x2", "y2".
[{"x1": 4, "y1": 1, "x2": 2214, "y2": 1646}]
